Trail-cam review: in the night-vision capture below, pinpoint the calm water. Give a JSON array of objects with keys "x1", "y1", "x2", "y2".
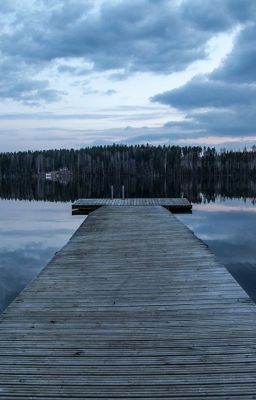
[
  {"x1": 178, "y1": 198, "x2": 256, "y2": 303},
  {"x1": 0, "y1": 200, "x2": 84, "y2": 313},
  {"x1": 0, "y1": 193, "x2": 256, "y2": 313}
]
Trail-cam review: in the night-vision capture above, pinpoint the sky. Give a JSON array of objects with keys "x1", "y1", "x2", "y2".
[{"x1": 0, "y1": 0, "x2": 256, "y2": 151}]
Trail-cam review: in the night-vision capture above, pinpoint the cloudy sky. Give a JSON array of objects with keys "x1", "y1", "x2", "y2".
[{"x1": 0, "y1": 0, "x2": 256, "y2": 151}]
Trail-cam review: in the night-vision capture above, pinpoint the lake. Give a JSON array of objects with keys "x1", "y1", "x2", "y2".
[
  {"x1": 0, "y1": 186, "x2": 256, "y2": 313},
  {"x1": 0, "y1": 200, "x2": 84, "y2": 313}
]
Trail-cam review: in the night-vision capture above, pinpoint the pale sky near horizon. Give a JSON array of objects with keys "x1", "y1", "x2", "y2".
[{"x1": 0, "y1": 0, "x2": 256, "y2": 151}]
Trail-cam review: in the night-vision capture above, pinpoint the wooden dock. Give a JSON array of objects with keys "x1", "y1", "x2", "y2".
[
  {"x1": 1, "y1": 205, "x2": 256, "y2": 398},
  {"x1": 72, "y1": 197, "x2": 192, "y2": 214}
]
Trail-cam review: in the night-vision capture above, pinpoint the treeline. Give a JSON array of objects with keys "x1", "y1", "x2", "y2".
[{"x1": 0, "y1": 144, "x2": 256, "y2": 178}]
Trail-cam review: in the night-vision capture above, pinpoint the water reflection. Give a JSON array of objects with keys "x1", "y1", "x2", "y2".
[
  {"x1": 178, "y1": 199, "x2": 256, "y2": 303},
  {"x1": 0, "y1": 178, "x2": 256, "y2": 313},
  {"x1": 0, "y1": 200, "x2": 84, "y2": 313},
  {"x1": 0, "y1": 245, "x2": 56, "y2": 314},
  {"x1": 1, "y1": 175, "x2": 256, "y2": 203}
]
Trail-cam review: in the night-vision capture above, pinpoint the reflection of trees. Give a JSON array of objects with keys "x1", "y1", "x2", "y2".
[
  {"x1": 1, "y1": 144, "x2": 256, "y2": 203},
  {"x1": 1, "y1": 174, "x2": 256, "y2": 204}
]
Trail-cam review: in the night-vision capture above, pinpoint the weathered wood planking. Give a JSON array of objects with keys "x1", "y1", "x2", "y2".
[
  {"x1": 72, "y1": 197, "x2": 192, "y2": 214},
  {"x1": 0, "y1": 205, "x2": 256, "y2": 399}
]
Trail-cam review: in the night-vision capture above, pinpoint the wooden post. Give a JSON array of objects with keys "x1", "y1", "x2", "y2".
[
  {"x1": 122, "y1": 185, "x2": 125, "y2": 200},
  {"x1": 110, "y1": 186, "x2": 114, "y2": 199}
]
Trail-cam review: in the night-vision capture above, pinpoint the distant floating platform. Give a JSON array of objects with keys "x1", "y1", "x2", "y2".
[{"x1": 72, "y1": 198, "x2": 192, "y2": 214}]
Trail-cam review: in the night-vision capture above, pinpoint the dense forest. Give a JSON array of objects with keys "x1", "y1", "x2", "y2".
[
  {"x1": 0, "y1": 144, "x2": 256, "y2": 179},
  {"x1": 0, "y1": 145, "x2": 256, "y2": 203}
]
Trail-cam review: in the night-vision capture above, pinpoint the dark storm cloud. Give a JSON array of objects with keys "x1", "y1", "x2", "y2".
[
  {"x1": 151, "y1": 0, "x2": 256, "y2": 140},
  {"x1": 0, "y1": 0, "x2": 255, "y2": 109},
  {"x1": 180, "y1": 0, "x2": 256, "y2": 30},
  {"x1": 0, "y1": 78, "x2": 62, "y2": 104},
  {"x1": 159, "y1": 110, "x2": 256, "y2": 141},
  {"x1": 0, "y1": 0, "x2": 245, "y2": 75},
  {"x1": 0, "y1": 60, "x2": 64, "y2": 105},
  {"x1": 152, "y1": 78, "x2": 256, "y2": 110},
  {"x1": 153, "y1": 80, "x2": 256, "y2": 137},
  {"x1": 190, "y1": 107, "x2": 256, "y2": 136},
  {"x1": 212, "y1": 24, "x2": 256, "y2": 83}
]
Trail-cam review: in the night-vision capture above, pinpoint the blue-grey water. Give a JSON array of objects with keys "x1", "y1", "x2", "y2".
[
  {"x1": 178, "y1": 198, "x2": 256, "y2": 303},
  {"x1": 0, "y1": 197, "x2": 256, "y2": 313},
  {"x1": 0, "y1": 200, "x2": 84, "y2": 313}
]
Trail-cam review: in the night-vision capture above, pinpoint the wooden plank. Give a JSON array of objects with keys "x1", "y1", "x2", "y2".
[
  {"x1": 0, "y1": 205, "x2": 256, "y2": 398},
  {"x1": 72, "y1": 197, "x2": 192, "y2": 214}
]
